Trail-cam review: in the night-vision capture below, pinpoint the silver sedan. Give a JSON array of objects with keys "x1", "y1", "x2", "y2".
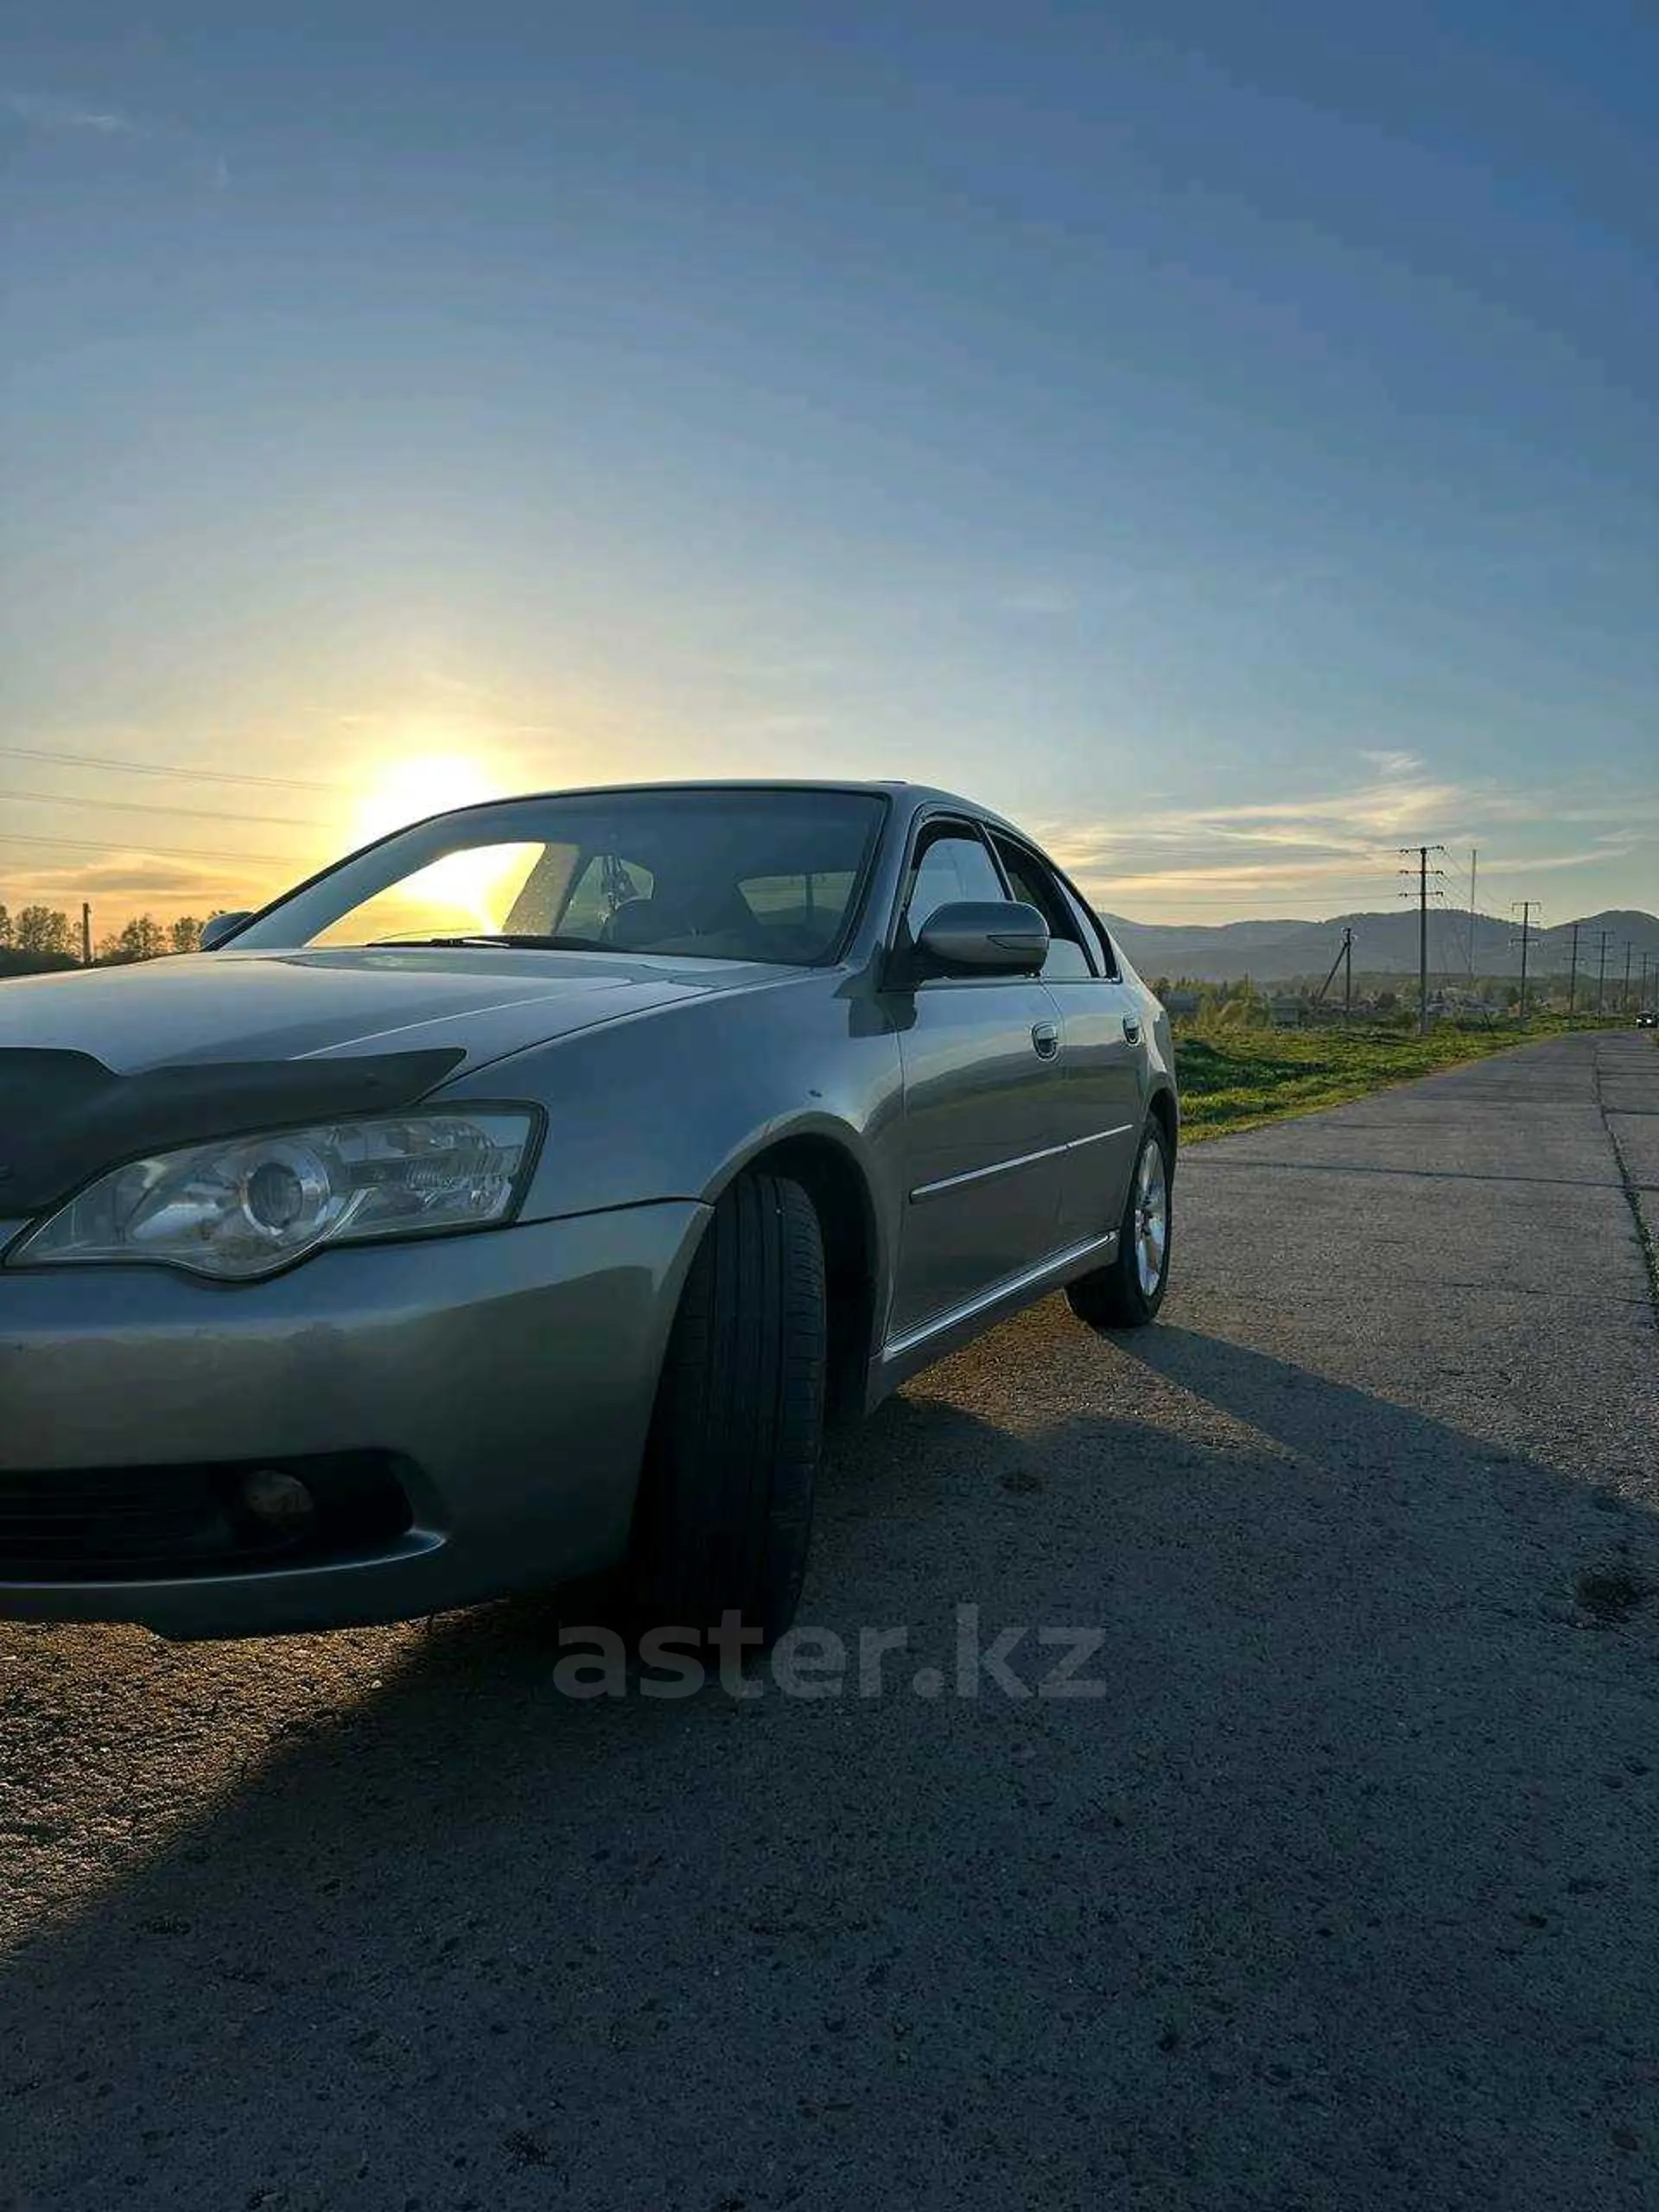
[{"x1": 0, "y1": 781, "x2": 1178, "y2": 1641}]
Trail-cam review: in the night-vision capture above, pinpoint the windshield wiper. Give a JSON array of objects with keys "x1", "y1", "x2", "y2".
[{"x1": 365, "y1": 933, "x2": 613, "y2": 952}]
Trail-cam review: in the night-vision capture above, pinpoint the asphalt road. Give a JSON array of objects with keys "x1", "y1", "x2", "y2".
[{"x1": 3, "y1": 1030, "x2": 1656, "y2": 2212}]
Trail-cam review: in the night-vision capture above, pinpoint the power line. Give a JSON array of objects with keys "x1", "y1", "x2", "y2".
[
  {"x1": 0, "y1": 742, "x2": 353, "y2": 796},
  {"x1": 1, "y1": 785, "x2": 332, "y2": 833},
  {"x1": 0, "y1": 829, "x2": 311, "y2": 868}
]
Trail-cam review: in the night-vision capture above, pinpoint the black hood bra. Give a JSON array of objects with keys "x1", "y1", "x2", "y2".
[{"x1": 0, "y1": 1047, "x2": 467, "y2": 1215}]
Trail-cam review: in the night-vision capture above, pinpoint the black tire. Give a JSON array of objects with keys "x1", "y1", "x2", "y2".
[
  {"x1": 629, "y1": 1171, "x2": 826, "y2": 1646},
  {"x1": 1065, "y1": 1117, "x2": 1173, "y2": 1332}
]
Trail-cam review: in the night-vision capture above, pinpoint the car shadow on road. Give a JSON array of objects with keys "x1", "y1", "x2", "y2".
[{"x1": 4, "y1": 1315, "x2": 1659, "y2": 2209}]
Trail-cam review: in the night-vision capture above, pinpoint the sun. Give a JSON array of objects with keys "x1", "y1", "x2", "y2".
[
  {"x1": 352, "y1": 753, "x2": 500, "y2": 848},
  {"x1": 344, "y1": 750, "x2": 535, "y2": 935}
]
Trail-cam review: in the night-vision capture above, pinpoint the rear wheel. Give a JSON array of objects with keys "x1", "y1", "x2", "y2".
[
  {"x1": 1065, "y1": 1118, "x2": 1173, "y2": 1332},
  {"x1": 628, "y1": 1171, "x2": 826, "y2": 1646}
]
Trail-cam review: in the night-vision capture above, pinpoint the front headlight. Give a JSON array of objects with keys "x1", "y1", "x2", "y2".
[{"x1": 6, "y1": 1110, "x2": 539, "y2": 1282}]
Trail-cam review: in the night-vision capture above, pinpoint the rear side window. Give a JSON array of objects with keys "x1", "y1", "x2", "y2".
[
  {"x1": 990, "y1": 837, "x2": 1096, "y2": 982},
  {"x1": 1066, "y1": 887, "x2": 1121, "y2": 980}
]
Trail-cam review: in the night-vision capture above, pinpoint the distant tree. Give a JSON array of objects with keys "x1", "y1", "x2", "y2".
[
  {"x1": 16, "y1": 906, "x2": 72, "y2": 957},
  {"x1": 0, "y1": 904, "x2": 11, "y2": 949},
  {"x1": 170, "y1": 915, "x2": 206, "y2": 954},
  {"x1": 97, "y1": 914, "x2": 170, "y2": 964},
  {"x1": 1374, "y1": 988, "x2": 1399, "y2": 1015}
]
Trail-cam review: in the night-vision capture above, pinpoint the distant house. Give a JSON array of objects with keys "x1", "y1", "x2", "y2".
[
  {"x1": 1160, "y1": 988, "x2": 1202, "y2": 1017},
  {"x1": 1268, "y1": 994, "x2": 1303, "y2": 1027}
]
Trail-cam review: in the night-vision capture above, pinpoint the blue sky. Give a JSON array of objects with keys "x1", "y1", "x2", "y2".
[{"x1": 2, "y1": 0, "x2": 1654, "y2": 926}]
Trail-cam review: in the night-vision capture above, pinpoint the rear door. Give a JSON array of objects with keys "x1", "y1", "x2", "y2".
[
  {"x1": 885, "y1": 819, "x2": 1068, "y2": 1343},
  {"x1": 988, "y1": 834, "x2": 1143, "y2": 1250}
]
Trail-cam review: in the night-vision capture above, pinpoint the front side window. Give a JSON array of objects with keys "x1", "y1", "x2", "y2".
[
  {"x1": 232, "y1": 790, "x2": 887, "y2": 965},
  {"x1": 902, "y1": 827, "x2": 1007, "y2": 938}
]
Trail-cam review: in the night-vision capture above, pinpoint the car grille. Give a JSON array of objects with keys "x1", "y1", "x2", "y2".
[{"x1": 0, "y1": 1453, "x2": 413, "y2": 1581}]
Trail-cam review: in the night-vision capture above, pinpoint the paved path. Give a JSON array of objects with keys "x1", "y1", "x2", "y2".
[{"x1": 3, "y1": 1031, "x2": 1656, "y2": 2211}]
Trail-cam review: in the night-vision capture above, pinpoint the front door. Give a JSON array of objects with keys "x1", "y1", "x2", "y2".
[
  {"x1": 884, "y1": 822, "x2": 1068, "y2": 1343},
  {"x1": 987, "y1": 833, "x2": 1144, "y2": 1249}
]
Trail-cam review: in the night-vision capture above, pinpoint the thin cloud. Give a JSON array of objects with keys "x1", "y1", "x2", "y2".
[
  {"x1": 3, "y1": 91, "x2": 145, "y2": 138},
  {"x1": 3, "y1": 88, "x2": 229, "y2": 187},
  {"x1": 1357, "y1": 749, "x2": 1424, "y2": 778},
  {"x1": 1032, "y1": 759, "x2": 1656, "y2": 918},
  {"x1": 0, "y1": 857, "x2": 264, "y2": 910},
  {"x1": 996, "y1": 585, "x2": 1082, "y2": 619}
]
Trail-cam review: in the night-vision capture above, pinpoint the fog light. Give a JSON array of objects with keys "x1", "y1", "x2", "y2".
[{"x1": 240, "y1": 1467, "x2": 316, "y2": 1530}]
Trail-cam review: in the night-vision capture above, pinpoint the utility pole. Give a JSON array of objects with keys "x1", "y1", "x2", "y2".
[
  {"x1": 80, "y1": 903, "x2": 92, "y2": 967},
  {"x1": 1595, "y1": 928, "x2": 1613, "y2": 1016},
  {"x1": 1313, "y1": 925, "x2": 1355, "y2": 1025},
  {"x1": 1567, "y1": 919, "x2": 1580, "y2": 1017},
  {"x1": 1622, "y1": 940, "x2": 1633, "y2": 1014},
  {"x1": 1400, "y1": 846, "x2": 1446, "y2": 1036},
  {"x1": 1511, "y1": 901, "x2": 1537, "y2": 1023},
  {"x1": 1467, "y1": 847, "x2": 1478, "y2": 990}
]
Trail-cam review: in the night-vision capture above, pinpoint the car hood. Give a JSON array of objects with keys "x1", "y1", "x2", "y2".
[{"x1": 0, "y1": 944, "x2": 794, "y2": 1077}]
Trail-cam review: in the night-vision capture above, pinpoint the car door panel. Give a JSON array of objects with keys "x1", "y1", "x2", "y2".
[
  {"x1": 986, "y1": 834, "x2": 1144, "y2": 1250},
  {"x1": 1048, "y1": 983, "x2": 1144, "y2": 1245},
  {"x1": 888, "y1": 976, "x2": 1066, "y2": 1338},
  {"x1": 880, "y1": 819, "x2": 1069, "y2": 1344}
]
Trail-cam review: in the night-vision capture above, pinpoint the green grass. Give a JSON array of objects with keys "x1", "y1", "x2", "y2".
[{"x1": 1174, "y1": 1018, "x2": 1610, "y2": 1141}]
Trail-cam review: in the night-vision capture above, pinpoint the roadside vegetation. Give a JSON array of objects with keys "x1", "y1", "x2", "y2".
[{"x1": 1173, "y1": 996, "x2": 1624, "y2": 1140}]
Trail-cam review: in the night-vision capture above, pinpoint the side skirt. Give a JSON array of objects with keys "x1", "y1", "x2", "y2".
[{"x1": 863, "y1": 1229, "x2": 1120, "y2": 1409}]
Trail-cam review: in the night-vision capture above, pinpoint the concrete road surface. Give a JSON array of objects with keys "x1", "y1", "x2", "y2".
[{"x1": 3, "y1": 1030, "x2": 1656, "y2": 2212}]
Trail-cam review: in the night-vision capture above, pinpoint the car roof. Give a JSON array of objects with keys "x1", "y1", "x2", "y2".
[{"x1": 438, "y1": 779, "x2": 1021, "y2": 833}]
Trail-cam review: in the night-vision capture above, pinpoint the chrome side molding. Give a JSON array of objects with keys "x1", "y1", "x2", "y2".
[
  {"x1": 908, "y1": 1122, "x2": 1134, "y2": 1205},
  {"x1": 881, "y1": 1228, "x2": 1120, "y2": 1363}
]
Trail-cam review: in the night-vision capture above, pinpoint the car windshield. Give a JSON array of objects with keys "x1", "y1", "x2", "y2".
[{"x1": 229, "y1": 788, "x2": 888, "y2": 965}]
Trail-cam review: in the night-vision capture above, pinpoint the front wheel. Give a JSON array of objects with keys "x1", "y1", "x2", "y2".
[
  {"x1": 627, "y1": 1171, "x2": 826, "y2": 1646},
  {"x1": 1065, "y1": 1119, "x2": 1173, "y2": 1332}
]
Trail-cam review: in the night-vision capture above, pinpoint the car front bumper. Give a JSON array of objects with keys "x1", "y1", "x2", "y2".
[{"x1": 0, "y1": 1201, "x2": 709, "y2": 1637}]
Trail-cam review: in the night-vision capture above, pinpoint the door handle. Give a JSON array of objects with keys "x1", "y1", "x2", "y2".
[
  {"x1": 1031, "y1": 1020, "x2": 1061, "y2": 1060},
  {"x1": 1122, "y1": 1017, "x2": 1142, "y2": 1045}
]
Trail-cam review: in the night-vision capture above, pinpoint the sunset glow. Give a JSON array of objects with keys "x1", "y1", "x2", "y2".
[
  {"x1": 1, "y1": 10, "x2": 1650, "y2": 945},
  {"x1": 350, "y1": 752, "x2": 503, "y2": 849}
]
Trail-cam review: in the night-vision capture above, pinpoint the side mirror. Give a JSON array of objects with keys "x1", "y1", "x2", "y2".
[
  {"x1": 912, "y1": 899, "x2": 1049, "y2": 980},
  {"x1": 199, "y1": 911, "x2": 254, "y2": 951}
]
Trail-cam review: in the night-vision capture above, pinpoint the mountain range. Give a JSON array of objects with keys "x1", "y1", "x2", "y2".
[{"x1": 1103, "y1": 907, "x2": 1659, "y2": 988}]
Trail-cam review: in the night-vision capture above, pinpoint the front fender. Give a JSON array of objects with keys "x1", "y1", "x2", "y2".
[{"x1": 433, "y1": 969, "x2": 907, "y2": 1265}]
